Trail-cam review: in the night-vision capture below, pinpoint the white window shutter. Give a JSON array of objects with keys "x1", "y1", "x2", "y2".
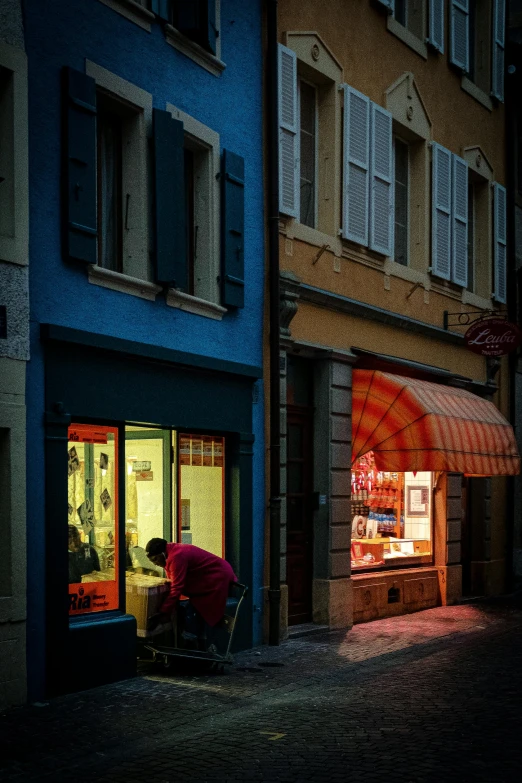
[
  {"x1": 493, "y1": 182, "x2": 507, "y2": 303},
  {"x1": 342, "y1": 85, "x2": 371, "y2": 246},
  {"x1": 428, "y1": 0, "x2": 445, "y2": 53},
  {"x1": 278, "y1": 44, "x2": 299, "y2": 218},
  {"x1": 431, "y1": 143, "x2": 452, "y2": 281},
  {"x1": 375, "y1": 0, "x2": 394, "y2": 11},
  {"x1": 452, "y1": 154, "x2": 468, "y2": 287},
  {"x1": 369, "y1": 104, "x2": 393, "y2": 257},
  {"x1": 450, "y1": 0, "x2": 469, "y2": 72},
  {"x1": 492, "y1": 0, "x2": 505, "y2": 102}
]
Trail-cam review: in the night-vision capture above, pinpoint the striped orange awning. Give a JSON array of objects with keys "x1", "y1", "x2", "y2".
[{"x1": 352, "y1": 369, "x2": 520, "y2": 476}]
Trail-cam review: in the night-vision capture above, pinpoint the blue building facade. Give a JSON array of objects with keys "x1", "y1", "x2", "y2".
[{"x1": 24, "y1": 0, "x2": 265, "y2": 698}]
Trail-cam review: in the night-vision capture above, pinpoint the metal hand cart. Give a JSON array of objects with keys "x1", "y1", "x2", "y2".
[{"x1": 144, "y1": 582, "x2": 248, "y2": 673}]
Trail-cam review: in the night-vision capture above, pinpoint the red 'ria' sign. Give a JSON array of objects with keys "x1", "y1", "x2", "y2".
[{"x1": 464, "y1": 318, "x2": 522, "y2": 356}]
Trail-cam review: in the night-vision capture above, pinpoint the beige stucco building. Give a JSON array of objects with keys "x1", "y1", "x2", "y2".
[{"x1": 269, "y1": 0, "x2": 516, "y2": 637}]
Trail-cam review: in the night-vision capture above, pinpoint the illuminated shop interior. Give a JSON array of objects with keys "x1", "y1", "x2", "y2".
[{"x1": 351, "y1": 451, "x2": 433, "y2": 571}]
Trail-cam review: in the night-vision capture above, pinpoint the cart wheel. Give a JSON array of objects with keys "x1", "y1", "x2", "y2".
[{"x1": 163, "y1": 656, "x2": 172, "y2": 670}]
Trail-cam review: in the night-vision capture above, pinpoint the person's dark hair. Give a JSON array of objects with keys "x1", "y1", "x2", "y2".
[
  {"x1": 68, "y1": 524, "x2": 80, "y2": 538},
  {"x1": 145, "y1": 538, "x2": 167, "y2": 557}
]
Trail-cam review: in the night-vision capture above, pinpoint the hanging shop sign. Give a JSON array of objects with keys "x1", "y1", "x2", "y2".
[{"x1": 464, "y1": 318, "x2": 522, "y2": 357}]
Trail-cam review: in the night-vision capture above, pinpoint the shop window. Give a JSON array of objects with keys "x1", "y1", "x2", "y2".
[
  {"x1": 67, "y1": 424, "x2": 119, "y2": 615},
  {"x1": 351, "y1": 452, "x2": 433, "y2": 572},
  {"x1": 393, "y1": 136, "x2": 409, "y2": 266},
  {"x1": 178, "y1": 434, "x2": 224, "y2": 557}
]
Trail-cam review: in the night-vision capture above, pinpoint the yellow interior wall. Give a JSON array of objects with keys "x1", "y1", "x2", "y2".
[
  {"x1": 180, "y1": 465, "x2": 223, "y2": 557},
  {"x1": 125, "y1": 437, "x2": 165, "y2": 548}
]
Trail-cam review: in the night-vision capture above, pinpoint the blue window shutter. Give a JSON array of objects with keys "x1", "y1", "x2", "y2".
[
  {"x1": 221, "y1": 150, "x2": 245, "y2": 308},
  {"x1": 150, "y1": 0, "x2": 170, "y2": 20},
  {"x1": 369, "y1": 103, "x2": 393, "y2": 257},
  {"x1": 450, "y1": 0, "x2": 469, "y2": 72},
  {"x1": 493, "y1": 183, "x2": 507, "y2": 303},
  {"x1": 278, "y1": 44, "x2": 298, "y2": 218},
  {"x1": 492, "y1": 0, "x2": 505, "y2": 101},
  {"x1": 431, "y1": 143, "x2": 452, "y2": 281},
  {"x1": 153, "y1": 108, "x2": 186, "y2": 288},
  {"x1": 63, "y1": 67, "x2": 97, "y2": 265},
  {"x1": 342, "y1": 85, "x2": 370, "y2": 246},
  {"x1": 451, "y1": 154, "x2": 468, "y2": 287},
  {"x1": 428, "y1": 0, "x2": 445, "y2": 53}
]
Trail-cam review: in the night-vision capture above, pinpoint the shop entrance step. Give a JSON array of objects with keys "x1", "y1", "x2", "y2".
[{"x1": 288, "y1": 623, "x2": 330, "y2": 639}]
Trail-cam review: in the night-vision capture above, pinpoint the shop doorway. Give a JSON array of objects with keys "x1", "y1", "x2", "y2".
[{"x1": 286, "y1": 409, "x2": 314, "y2": 625}]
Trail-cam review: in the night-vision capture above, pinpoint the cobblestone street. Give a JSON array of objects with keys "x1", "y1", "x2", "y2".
[{"x1": 2, "y1": 601, "x2": 522, "y2": 782}]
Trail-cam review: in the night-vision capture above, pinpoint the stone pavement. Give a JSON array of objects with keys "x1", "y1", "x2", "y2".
[{"x1": 1, "y1": 600, "x2": 522, "y2": 782}]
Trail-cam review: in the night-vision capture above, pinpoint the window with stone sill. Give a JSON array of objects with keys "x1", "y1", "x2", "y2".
[
  {"x1": 393, "y1": 0, "x2": 427, "y2": 42},
  {"x1": 147, "y1": 0, "x2": 218, "y2": 55}
]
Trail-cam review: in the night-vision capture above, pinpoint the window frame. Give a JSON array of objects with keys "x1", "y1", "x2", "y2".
[
  {"x1": 165, "y1": 102, "x2": 224, "y2": 318},
  {"x1": 297, "y1": 77, "x2": 319, "y2": 231},
  {"x1": 0, "y1": 42, "x2": 28, "y2": 267},
  {"x1": 393, "y1": 135, "x2": 410, "y2": 267},
  {"x1": 84, "y1": 62, "x2": 156, "y2": 299}
]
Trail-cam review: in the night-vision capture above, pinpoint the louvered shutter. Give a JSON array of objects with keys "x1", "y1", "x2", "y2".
[
  {"x1": 369, "y1": 104, "x2": 393, "y2": 257},
  {"x1": 278, "y1": 44, "x2": 298, "y2": 218},
  {"x1": 375, "y1": 0, "x2": 394, "y2": 10},
  {"x1": 153, "y1": 108, "x2": 187, "y2": 288},
  {"x1": 493, "y1": 183, "x2": 507, "y2": 303},
  {"x1": 150, "y1": 0, "x2": 170, "y2": 20},
  {"x1": 342, "y1": 85, "x2": 370, "y2": 246},
  {"x1": 452, "y1": 154, "x2": 468, "y2": 287},
  {"x1": 221, "y1": 150, "x2": 245, "y2": 308},
  {"x1": 431, "y1": 143, "x2": 452, "y2": 281},
  {"x1": 450, "y1": 0, "x2": 469, "y2": 72},
  {"x1": 492, "y1": 0, "x2": 505, "y2": 102},
  {"x1": 428, "y1": 0, "x2": 445, "y2": 53},
  {"x1": 63, "y1": 67, "x2": 97, "y2": 265}
]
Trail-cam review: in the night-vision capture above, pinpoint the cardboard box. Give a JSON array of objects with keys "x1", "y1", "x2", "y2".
[{"x1": 125, "y1": 573, "x2": 171, "y2": 637}]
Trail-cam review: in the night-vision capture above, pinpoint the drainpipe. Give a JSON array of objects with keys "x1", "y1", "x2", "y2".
[{"x1": 266, "y1": 0, "x2": 281, "y2": 645}]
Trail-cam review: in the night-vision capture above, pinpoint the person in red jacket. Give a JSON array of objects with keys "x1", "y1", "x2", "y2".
[{"x1": 145, "y1": 538, "x2": 237, "y2": 629}]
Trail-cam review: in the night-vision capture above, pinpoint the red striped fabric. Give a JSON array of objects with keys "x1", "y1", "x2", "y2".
[{"x1": 352, "y1": 370, "x2": 520, "y2": 475}]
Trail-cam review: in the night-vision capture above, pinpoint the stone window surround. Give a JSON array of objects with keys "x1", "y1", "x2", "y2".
[
  {"x1": 97, "y1": 0, "x2": 225, "y2": 77},
  {"x1": 0, "y1": 41, "x2": 28, "y2": 267},
  {"x1": 85, "y1": 60, "x2": 152, "y2": 297}
]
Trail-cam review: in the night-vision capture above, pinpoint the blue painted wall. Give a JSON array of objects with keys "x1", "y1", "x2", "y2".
[{"x1": 24, "y1": 0, "x2": 265, "y2": 698}]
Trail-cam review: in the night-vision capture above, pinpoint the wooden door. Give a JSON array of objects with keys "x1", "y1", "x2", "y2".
[{"x1": 286, "y1": 409, "x2": 314, "y2": 625}]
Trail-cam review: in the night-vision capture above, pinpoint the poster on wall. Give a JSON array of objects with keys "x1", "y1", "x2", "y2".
[{"x1": 407, "y1": 486, "x2": 430, "y2": 517}]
